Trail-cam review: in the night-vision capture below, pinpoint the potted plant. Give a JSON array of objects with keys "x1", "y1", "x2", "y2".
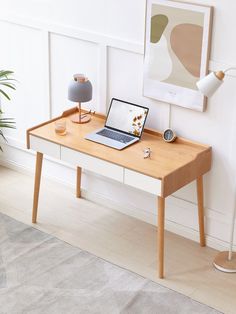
[{"x1": 0, "y1": 70, "x2": 16, "y2": 151}]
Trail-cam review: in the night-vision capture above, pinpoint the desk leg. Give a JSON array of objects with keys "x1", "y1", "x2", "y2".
[
  {"x1": 197, "y1": 176, "x2": 206, "y2": 247},
  {"x1": 76, "y1": 167, "x2": 82, "y2": 198},
  {"x1": 158, "y1": 196, "x2": 165, "y2": 279},
  {"x1": 32, "y1": 152, "x2": 43, "y2": 223}
]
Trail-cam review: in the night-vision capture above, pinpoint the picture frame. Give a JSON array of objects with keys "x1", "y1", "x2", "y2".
[{"x1": 143, "y1": 0, "x2": 213, "y2": 111}]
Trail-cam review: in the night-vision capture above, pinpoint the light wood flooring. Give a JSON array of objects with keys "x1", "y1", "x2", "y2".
[{"x1": 0, "y1": 165, "x2": 235, "y2": 314}]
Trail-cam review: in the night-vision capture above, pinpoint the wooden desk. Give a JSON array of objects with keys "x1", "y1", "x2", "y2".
[{"x1": 27, "y1": 107, "x2": 212, "y2": 278}]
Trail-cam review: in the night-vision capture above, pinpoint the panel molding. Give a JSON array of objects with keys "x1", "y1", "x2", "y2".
[
  {"x1": 98, "y1": 44, "x2": 108, "y2": 113},
  {"x1": 42, "y1": 30, "x2": 52, "y2": 119},
  {"x1": 0, "y1": 12, "x2": 143, "y2": 54},
  {"x1": 1, "y1": 12, "x2": 235, "y2": 76}
]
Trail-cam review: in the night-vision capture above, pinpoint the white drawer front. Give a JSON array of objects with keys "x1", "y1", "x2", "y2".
[
  {"x1": 30, "y1": 135, "x2": 60, "y2": 159},
  {"x1": 124, "y1": 169, "x2": 161, "y2": 195},
  {"x1": 61, "y1": 147, "x2": 123, "y2": 182}
]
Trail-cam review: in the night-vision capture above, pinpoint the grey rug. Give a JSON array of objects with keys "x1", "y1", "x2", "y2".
[{"x1": 0, "y1": 212, "x2": 221, "y2": 314}]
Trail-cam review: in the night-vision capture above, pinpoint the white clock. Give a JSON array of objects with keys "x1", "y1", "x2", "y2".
[{"x1": 163, "y1": 129, "x2": 177, "y2": 143}]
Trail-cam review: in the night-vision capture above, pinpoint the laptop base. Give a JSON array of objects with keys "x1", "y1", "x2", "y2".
[{"x1": 85, "y1": 128, "x2": 139, "y2": 150}]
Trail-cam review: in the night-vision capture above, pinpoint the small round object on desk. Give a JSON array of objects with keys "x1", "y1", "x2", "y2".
[{"x1": 163, "y1": 129, "x2": 177, "y2": 143}]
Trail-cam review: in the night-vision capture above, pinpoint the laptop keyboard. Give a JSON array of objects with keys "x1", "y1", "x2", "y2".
[{"x1": 97, "y1": 129, "x2": 134, "y2": 143}]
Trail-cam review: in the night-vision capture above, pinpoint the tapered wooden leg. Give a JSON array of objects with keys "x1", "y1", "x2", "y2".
[
  {"x1": 158, "y1": 196, "x2": 165, "y2": 279},
  {"x1": 197, "y1": 176, "x2": 206, "y2": 247},
  {"x1": 76, "y1": 166, "x2": 82, "y2": 198},
  {"x1": 32, "y1": 152, "x2": 43, "y2": 223}
]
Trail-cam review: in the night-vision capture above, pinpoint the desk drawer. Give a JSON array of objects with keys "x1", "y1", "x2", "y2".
[
  {"x1": 29, "y1": 135, "x2": 60, "y2": 159},
  {"x1": 61, "y1": 147, "x2": 123, "y2": 182},
  {"x1": 124, "y1": 169, "x2": 161, "y2": 195}
]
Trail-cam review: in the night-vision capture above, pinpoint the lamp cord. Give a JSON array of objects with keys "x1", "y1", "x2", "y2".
[
  {"x1": 229, "y1": 200, "x2": 236, "y2": 260},
  {"x1": 224, "y1": 67, "x2": 236, "y2": 74},
  {"x1": 168, "y1": 104, "x2": 172, "y2": 129}
]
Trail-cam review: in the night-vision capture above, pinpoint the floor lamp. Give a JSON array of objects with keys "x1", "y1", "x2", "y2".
[{"x1": 197, "y1": 68, "x2": 236, "y2": 272}]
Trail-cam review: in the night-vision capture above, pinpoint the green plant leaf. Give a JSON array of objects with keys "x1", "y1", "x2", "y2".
[
  {"x1": 0, "y1": 130, "x2": 7, "y2": 141},
  {"x1": 0, "y1": 70, "x2": 17, "y2": 101},
  {"x1": 0, "y1": 70, "x2": 16, "y2": 152},
  {"x1": 0, "y1": 130, "x2": 7, "y2": 151},
  {"x1": 0, "y1": 122, "x2": 15, "y2": 126},
  {"x1": 0, "y1": 126, "x2": 15, "y2": 129},
  {"x1": 0, "y1": 89, "x2": 10, "y2": 100},
  {"x1": 0, "y1": 117, "x2": 15, "y2": 128},
  {"x1": 0, "y1": 123, "x2": 15, "y2": 128},
  {"x1": 0, "y1": 78, "x2": 16, "y2": 82},
  {"x1": 0, "y1": 70, "x2": 14, "y2": 78},
  {"x1": 0, "y1": 82, "x2": 16, "y2": 90}
]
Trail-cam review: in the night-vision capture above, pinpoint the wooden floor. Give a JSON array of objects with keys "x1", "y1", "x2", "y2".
[{"x1": 0, "y1": 165, "x2": 235, "y2": 314}]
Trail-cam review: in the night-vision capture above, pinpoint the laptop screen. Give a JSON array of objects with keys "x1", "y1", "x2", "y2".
[{"x1": 105, "y1": 98, "x2": 149, "y2": 138}]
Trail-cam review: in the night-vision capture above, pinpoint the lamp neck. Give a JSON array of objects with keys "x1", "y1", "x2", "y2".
[
  {"x1": 214, "y1": 67, "x2": 236, "y2": 81},
  {"x1": 215, "y1": 71, "x2": 225, "y2": 81}
]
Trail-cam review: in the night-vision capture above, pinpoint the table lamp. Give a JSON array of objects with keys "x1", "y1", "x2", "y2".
[
  {"x1": 197, "y1": 67, "x2": 236, "y2": 272},
  {"x1": 68, "y1": 73, "x2": 92, "y2": 123}
]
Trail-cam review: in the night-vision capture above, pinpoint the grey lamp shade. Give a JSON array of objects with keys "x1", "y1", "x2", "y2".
[{"x1": 68, "y1": 75, "x2": 92, "y2": 103}]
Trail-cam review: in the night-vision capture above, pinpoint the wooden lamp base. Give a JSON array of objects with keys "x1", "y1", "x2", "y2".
[
  {"x1": 213, "y1": 251, "x2": 236, "y2": 273},
  {"x1": 70, "y1": 102, "x2": 91, "y2": 124},
  {"x1": 70, "y1": 113, "x2": 91, "y2": 124}
]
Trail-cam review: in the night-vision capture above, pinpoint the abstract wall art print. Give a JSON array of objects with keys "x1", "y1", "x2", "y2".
[{"x1": 143, "y1": 0, "x2": 213, "y2": 111}]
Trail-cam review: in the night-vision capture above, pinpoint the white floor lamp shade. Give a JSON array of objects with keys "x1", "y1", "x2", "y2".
[
  {"x1": 196, "y1": 72, "x2": 224, "y2": 97},
  {"x1": 197, "y1": 68, "x2": 236, "y2": 273}
]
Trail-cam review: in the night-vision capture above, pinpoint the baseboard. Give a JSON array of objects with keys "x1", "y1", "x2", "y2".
[
  {"x1": 0, "y1": 152, "x2": 235, "y2": 253},
  {"x1": 0, "y1": 150, "x2": 75, "y2": 187}
]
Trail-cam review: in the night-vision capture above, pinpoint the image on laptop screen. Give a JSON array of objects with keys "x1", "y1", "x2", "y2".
[{"x1": 105, "y1": 99, "x2": 149, "y2": 137}]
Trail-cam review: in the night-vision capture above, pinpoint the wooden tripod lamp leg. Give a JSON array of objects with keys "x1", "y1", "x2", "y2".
[
  {"x1": 158, "y1": 196, "x2": 165, "y2": 279},
  {"x1": 197, "y1": 176, "x2": 206, "y2": 247},
  {"x1": 76, "y1": 166, "x2": 82, "y2": 198},
  {"x1": 32, "y1": 152, "x2": 43, "y2": 223}
]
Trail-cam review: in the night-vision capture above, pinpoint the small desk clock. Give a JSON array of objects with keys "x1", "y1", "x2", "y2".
[{"x1": 163, "y1": 129, "x2": 177, "y2": 143}]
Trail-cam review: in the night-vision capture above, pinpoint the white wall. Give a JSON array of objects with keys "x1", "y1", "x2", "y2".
[{"x1": 0, "y1": 0, "x2": 236, "y2": 250}]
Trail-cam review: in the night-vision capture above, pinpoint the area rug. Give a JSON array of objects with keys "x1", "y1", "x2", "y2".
[{"x1": 0, "y1": 212, "x2": 221, "y2": 314}]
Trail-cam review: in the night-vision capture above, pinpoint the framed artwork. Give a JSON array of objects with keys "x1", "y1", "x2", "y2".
[{"x1": 143, "y1": 0, "x2": 213, "y2": 111}]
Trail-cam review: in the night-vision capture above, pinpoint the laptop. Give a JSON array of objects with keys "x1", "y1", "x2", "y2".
[{"x1": 85, "y1": 98, "x2": 149, "y2": 150}]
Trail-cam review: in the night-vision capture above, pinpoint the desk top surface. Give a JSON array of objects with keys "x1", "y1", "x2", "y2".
[{"x1": 27, "y1": 108, "x2": 212, "y2": 184}]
